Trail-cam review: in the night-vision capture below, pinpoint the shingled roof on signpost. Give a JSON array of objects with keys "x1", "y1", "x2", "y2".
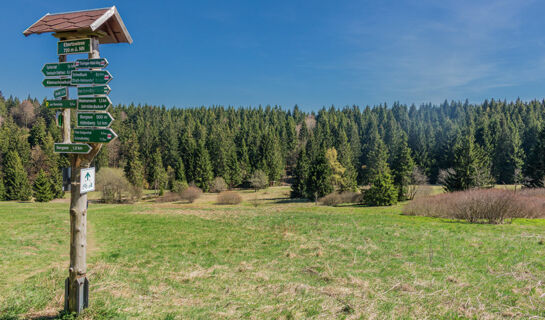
[{"x1": 23, "y1": 6, "x2": 132, "y2": 44}]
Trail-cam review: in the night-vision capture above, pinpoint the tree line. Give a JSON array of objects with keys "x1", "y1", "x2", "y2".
[{"x1": 0, "y1": 90, "x2": 544, "y2": 203}]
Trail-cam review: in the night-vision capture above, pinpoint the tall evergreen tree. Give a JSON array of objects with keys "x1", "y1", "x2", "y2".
[
  {"x1": 124, "y1": 133, "x2": 145, "y2": 189},
  {"x1": 192, "y1": 140, "x2": 213, "y2": 191},
  {"x1": 290, "y1": 147, "x2": 309, "y2": 198},
  {"x1": 440, "y1": 129, "x2": 493, "y2": 192},
  {"x1": 390, "y1": 134, "x2": 415, "y2": 200},
  {"x1": 305, "y1": 148, "x2": 333, "y2": 200},
  {"x1": 524, "y1": 125, "x2": 545, "y2": 187},
  {"x1": 3, "y1": 150, "x2": 32, "y2": 201},
  {"x1": 33, "y1": 169, "x2": 53, "y2": 202}
]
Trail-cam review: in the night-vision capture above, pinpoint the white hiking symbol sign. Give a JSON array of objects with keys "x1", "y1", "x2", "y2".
[{"x1": 80, "y1": 167, "x2": 95, "y2": 194}]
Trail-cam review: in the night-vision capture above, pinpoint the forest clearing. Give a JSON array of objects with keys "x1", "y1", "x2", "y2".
[{"x1": 1, "y1": 187, "x2": 544, "y2": 319}]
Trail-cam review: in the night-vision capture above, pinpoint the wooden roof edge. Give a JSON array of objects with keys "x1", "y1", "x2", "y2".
[
  {"x1": 91, "y1": 6, "x2": 133, "y2": 44},
  {"x1": 22, "y1": 13, "x2": 50, "y2": 36}
]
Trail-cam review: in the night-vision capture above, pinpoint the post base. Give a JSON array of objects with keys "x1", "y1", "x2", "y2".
[{"x1": 64, "y1": 277, "x2": 89, "y2": 313}]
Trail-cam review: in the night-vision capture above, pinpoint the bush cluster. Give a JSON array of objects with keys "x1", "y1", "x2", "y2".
[
  {"x1": 179, "y1": 186, "x2": 202, "y2": 203},
  {"x1": 97, "y1": 168, "x2": 131, "y2": 203},
  {"x1": 216, "y1": 191, "x2": 242, "y2": 205},
  {"x1": 210, "y1": 177, "x2": 228, "y2": 193},
  {"x1": 319, "y1": 192, "x2": 361, "y2": 206},
  {"x1": 403, "y1": 188, "x2": 545, "y2": 224}
]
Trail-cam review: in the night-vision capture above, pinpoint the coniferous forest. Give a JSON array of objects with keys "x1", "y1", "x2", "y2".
[{"x1": 1, "y1": 90, "x2": 545, "y2": 202}]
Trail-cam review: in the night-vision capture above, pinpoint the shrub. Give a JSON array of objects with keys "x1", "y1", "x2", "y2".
[
  {"x1": 363, "y1": 172, "x2": 398, "y2": 206},
  {"x1": 210, "y1": 177, "x2": 228, "y2": 193},
  {"x1": 157, "y1": 192, "x2": 183, "y2": 203},
  {"x1": 179, "y1": 186, "x2": 202, "y2": 203},
  {"x1": 97, "y1": 168, "x2": 130, "y2": 203},
  {"x1": 171, "y1": 180, "x2": 188, "y2": 193},
  {"x1": 319, "y1": 192, "x2": 361, "y2": 206},
  {"x1": 404, "y1": 189, "x2": 545, "y2": 224},
  {"x1": 249, "y1": 170, "x2": 269, "y2": 191},
  {"x1": 216, "y1": 191, "x2": 242, "y2": 205}
]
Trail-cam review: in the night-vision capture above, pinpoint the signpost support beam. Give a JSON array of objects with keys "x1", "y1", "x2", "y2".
[{"x1": 66, "y1": 36, "x2": 103, "y2": 314}]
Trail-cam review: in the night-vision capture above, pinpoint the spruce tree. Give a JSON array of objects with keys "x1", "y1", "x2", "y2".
[
  {"x1": 390, "y1": 134, "x2": 415, "y2": 200},
  {"x1": 192, "y1": 140, "x2": 213, "y2": 191},
  {"x1": 440, "y1": 129, "x2": 493, "y2": 192},
  {"x1": 0, "y1": 177, "x2": 5, "y2": 201},
  {"x1": 364, "y1": 171, "x2": 398, "y2": 206},
  {"x1": 305, "y1": 148, "x2": 333, "y2": 200},
  {"x1": 3, "y1": 150, "x2": 32, "y2": 201},
  {"x1": 124, "y1": 133, "x2": 145, "y2": 189},
  {"x1": 290, "y1": 147, "x2": 309, "y2": 198},
  {"x1": 33, "y1": 169, "x2": 53, "y2": 202},
  {"x1": 524, "y1": 125, "x2": 545, "y2": 187}
]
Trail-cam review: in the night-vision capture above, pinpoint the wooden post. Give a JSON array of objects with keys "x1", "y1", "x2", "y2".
[{"x1": 65, "y1": 36, "x2": 102, "y2": 314}]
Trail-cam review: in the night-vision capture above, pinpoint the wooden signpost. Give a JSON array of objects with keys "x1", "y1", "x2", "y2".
[{"x1": 24, "y1": 6, "x2": 132, "y2": 315}]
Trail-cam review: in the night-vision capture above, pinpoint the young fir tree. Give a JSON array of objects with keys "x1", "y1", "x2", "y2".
[
  {"x1": 440, "y1": 129, "x2": 493, "y2": 192},
  {"x1": 124, "y1": 133, "x2": 145, "y2": 190},
  {"x1": 150, "y1": 149, "x2": 168, "y2": 195},
  {"x1": 390, "y1": 134, "x2": 415, "y2": 200},
  {"x1": 524, "y1": 125, "x2": 545, "y2": 187},
  {"x1": 305, "y1": 148, "x2": 333, "y2": 200},
  {"x1": 33, "y1": 169, "x2": 53, "y2": 202},
  {"x1": 337, "y1": 130, "x2": 357, "y2": 191},
  {"x1": 290, "y1": 147, "x2": 309, "y2": 198},
  {"x1": 192, "y1": 140, "x2": 213, "y2": 191},
  {"x1": 3, "y1": 150, "x2": 32, "y2": 201},
  {"x1": 364, "y1": 171, "x2": 398, "y2": 206},
  {"x1": 0, "y1": 176, "x2": 6, "y2": 200}
]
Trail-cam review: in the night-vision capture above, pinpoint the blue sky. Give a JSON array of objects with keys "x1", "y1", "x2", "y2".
[{"x1": 2, "y1": 0, "x2": 545, "y2": 110}]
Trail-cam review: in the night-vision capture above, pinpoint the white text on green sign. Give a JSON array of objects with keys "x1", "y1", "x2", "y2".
[
  {"x1": 58, "y1": 38, "x2": 91, "y2": 55},
  {"x1": 54, "y1": 143, "x2": 91, "y2": 154},
  {"x1": 71, "y1": 70, "x2": 112, "y2": 85},
  {"x1": 77, "y1": 85, "x2": 111, "y2": 96},
  {"x1": 75, "y1": 58, "x2": 108, "y2": 69},
  {"x1": 43, "y1": 78, "x2": 74, "y2": 87},
  {"x1": 54, "y1": 88, "x2": 67, "y2": 99},
  {"x1": 77, "y1": 97, "x2": 112, "y2": 111},
  {"x1": 74, "y1": 128, "x2": 117, "y2": 143},
  {"x1": 77, "y1": 112, "x2": 114, "y2": 127},
  {"x1": 46, "y1": 99, "x2": 77, "y2": 109},
  {"x1": 42, "y1": 62, "x2": 75, "y2": 76}
]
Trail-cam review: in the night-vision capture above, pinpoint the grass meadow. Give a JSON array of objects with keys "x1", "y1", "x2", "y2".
[{"x1": 1, "y1": 187, "x2": 544, "y2": 319}]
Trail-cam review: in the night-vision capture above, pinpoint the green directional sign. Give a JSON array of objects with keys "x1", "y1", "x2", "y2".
[
  {"x1": 54, "y1": 143, "x2": 91, "y2": 154},
  {"x1": 43, "y1": 78, "x2": 74, "y2": 87},
  {"x1": 71, "y1": 70, "x2": 112, "y2": 85},
  {"x1": 54, "y1": 88, "x2": 67, "y2": 99},
  {"x1": 75, "y1": 58, "x2": 108, "y2": 69},
  {"x1": 42, "y1": 62, "x2": 75, "y2": 76},
  {"x1": 45, "y1": 99, "x2": 77, "y2": 109},
  {"x1": 77, "y1": 85, "x2": 111, "y2": 96},
  {"x1": 74, "y1": 128, "x2": 117, "y2": 143},
  {"x1": 77, "y1": 97, "x2": 112, "y2": 111},
  {"x1": 58, "y1": 38, "x2": 91, "y2": 55},
  {"x1": 77, "y1": 112, "x2": 114, "y2": 127}
]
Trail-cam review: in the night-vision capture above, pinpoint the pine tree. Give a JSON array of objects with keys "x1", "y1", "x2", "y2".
[
  {"x1": 0, "y1": 177, "x2": 6, "y2": 201},
  {"x1": 3, "y1": 150, "x2": 32, "y2": 201},
  {"x1": 391, "y1": 134, "x2": 415, "y2": 200},
  {"x1": 192, "y1": 140, "x2": 213, "y2": 191},
  {"x1": 337, "y1": 130, "x2": 357, "y2": 191},
  {"x1": 290, "y1": 147, "x2": 309, "y2": 198},
  {"x1": 364, "y1": 171, "x2": 398, "y2": 206},
  {"x1": 124, "y1": 133, "x2": 145, "y2": 189},
  {"x1": 363, "y1": 127, "x2": 390, "y2": 183},
  {"x1": 524, "y1": 125, "x2": 545, "y2": 187},
  {"x1": 33, "y1": 169, "x2": 53, "y2": 202},
  {"x1": 305, "y1": 148, "x2": 333, "y2": 200},
  {"x1": 440, "y1": 129, "x2": 493, "y2": 192},
  {"x1": 259, "y1": 130, "x2": 283, "y2": 183},
  {"x1": 150, "y1": 149, "x2": 168, "y2": 194}
]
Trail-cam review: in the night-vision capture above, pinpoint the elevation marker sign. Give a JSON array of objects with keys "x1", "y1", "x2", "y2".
[
  {"x1": 71, "y1": 70, "x2": 112, "y2": 85},
  {"x1": 77, "y1": 112, "x2": 114, "y2": 127},
  {"x1": 58, "y1": 38, "x2": 91, "y2": 55},
  {"x1": 73, "y1": 128, "x2": 117, "y2": 143}
]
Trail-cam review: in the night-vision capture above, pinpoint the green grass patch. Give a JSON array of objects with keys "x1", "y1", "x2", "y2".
[{"x1": 1, "y1": 188, "x2": 544, "y2": 319}]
